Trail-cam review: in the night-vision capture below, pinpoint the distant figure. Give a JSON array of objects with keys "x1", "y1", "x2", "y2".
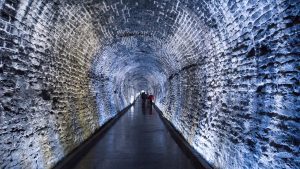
[
  {"x1": 141, "y1": 92, "x2": 147, "y2": 109},
  {"x1": 147, "y1": 94, "x2": 154, "y2": 105},
  {"x1": 147, "y1": 94, "x2": 154, "y2": 114}
]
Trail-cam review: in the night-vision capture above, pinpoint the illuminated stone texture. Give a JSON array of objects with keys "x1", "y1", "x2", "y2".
[{"x1": 0, "y1": 0, "x2": 299, "y2": 169}]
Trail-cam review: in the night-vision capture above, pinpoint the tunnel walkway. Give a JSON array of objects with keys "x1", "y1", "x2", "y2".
[
  {"x1": 0, "y1": 0, "x2": 299, "y2": 168},
  {"x1": 71, "y1": 98, "x2": 197, "y2": 169}
]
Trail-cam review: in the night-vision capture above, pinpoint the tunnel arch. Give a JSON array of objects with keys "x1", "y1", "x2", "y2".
[{"x1": 0, "y1": 0, "x2": 299, "y2": 169}]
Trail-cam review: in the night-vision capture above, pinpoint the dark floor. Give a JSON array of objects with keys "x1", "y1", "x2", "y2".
[{"x1": 72, "y1": 99, "x2": 197, "y2": 169}]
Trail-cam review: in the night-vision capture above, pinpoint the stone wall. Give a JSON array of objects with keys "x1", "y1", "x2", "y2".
[
  {"x1": 0, "y1": 0, "x2": 299, "y2": 169},
  {"x1": 163, "y1": 1, "x2": 300, "y2": 169},
  {"x1": 0, "y1": 1, "x2": 114, "y2": 168}
]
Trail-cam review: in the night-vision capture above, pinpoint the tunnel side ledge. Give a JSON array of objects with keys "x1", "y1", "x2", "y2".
[{"x1": 153, "y1": 104, "x2": 214, "y2": 169}]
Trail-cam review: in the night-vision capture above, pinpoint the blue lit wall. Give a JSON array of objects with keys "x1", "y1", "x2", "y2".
[{"x1": 0, "y1": 0, "x2": 299, "y2": 168}]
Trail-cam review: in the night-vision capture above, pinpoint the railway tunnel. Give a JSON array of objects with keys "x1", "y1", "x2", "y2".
[{"x1": 0, "y1": 0, "x2": 299, "y2": 169}]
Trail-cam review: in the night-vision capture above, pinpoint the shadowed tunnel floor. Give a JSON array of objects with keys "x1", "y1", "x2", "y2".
[{"x1": 71, "y1": 99, "x2": 197, "y2": 169}]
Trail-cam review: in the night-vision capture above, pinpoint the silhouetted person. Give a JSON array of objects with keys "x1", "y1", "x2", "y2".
[
  {"x1": 147, "y1": 94, "x2": 154, "y2": 105},
  {"x1": 141, "y1": 92, "x2": 147, "y2": 113},
  {"x1": 147, "y1": 94, "x2": 154, "y2": 114}
]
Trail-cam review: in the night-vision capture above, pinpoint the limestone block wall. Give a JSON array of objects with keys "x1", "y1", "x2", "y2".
[
  {"x1": 0, "y1": 1, "x2": 120, "y2": 168},
  {"x1": 0, "y1": 0, "x2": 299, "y2": 169},
  {"x1": 163, "y1": 1, "x2": 300, "y2": 169}
]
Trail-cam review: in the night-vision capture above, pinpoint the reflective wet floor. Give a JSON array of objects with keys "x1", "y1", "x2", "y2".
[{"x1": 72, "y1": 99, "x2": 197, "y2": 169}]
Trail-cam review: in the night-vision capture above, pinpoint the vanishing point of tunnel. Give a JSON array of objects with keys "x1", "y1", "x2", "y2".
[{"x1": 0, "y1": 0, "x2": 299, "y2": 169}]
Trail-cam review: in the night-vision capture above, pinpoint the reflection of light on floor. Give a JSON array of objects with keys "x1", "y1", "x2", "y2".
[
  {"x1": 129, "y1": 106, "x2": 135, "y2": 120},
  {"x1": 130, "y1": 106, "x2": 134, "y2": 114}
]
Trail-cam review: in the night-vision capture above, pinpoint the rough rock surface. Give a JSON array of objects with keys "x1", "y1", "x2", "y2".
[{"x1": 0, "y1": 0, "x2": 299, "y2": 169}]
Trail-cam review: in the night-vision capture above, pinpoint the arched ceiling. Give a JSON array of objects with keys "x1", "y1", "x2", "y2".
[{"x1": 59, "y1": 0, "x2": 215, "y2": 100}]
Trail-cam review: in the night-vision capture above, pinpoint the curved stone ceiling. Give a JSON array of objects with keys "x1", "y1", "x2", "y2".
[{"x1": 0, "y1": 0, "x2": 299, "y2": 169}]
